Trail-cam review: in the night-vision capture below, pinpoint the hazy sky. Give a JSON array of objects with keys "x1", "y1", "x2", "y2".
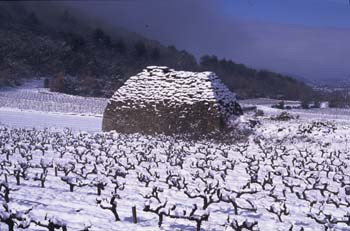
[{"x1": 64, "y1": 0, "x2": 350, "y2": 80}]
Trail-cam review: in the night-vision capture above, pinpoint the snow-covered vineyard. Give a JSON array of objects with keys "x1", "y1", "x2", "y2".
[
  {"x1": 0, "y1": 115, "x2": 350, "y2": 231},
  {"x1": 0, "y1": 87, "x2": 107, "y2": 115}
]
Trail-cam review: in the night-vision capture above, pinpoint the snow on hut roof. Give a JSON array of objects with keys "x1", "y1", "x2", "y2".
[{"x1": 110, "y1": 66, "x2": 236, "y2": 106}]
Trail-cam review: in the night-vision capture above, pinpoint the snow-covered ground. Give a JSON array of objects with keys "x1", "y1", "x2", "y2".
[
  {"x1": 0, "y1": 79, "x2": 106, "y2": 132},
  {"x1": 0, "y1": 108, "x2": 102, "y2": 132},
  {"x1": 1, "y1": 81, "x2": 350, "y2": 231},
  {"x1": 1, "y1": 114, "x2": 350, "y2": 231},
  {"x1": 0, "y1": 79, "x2": 108, "y2": 116},
  {"x1": 239, "y1": 98, "x2": 301, "y2": 107}
]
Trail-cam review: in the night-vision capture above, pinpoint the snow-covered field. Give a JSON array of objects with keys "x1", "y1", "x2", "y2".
[
  {"x1": 0, "y1": 108, "x2": 102, "y2": 132},
  {"x1": 1, "y1": 114, "x2": 350, "y2": 231},
  {"x1": 0, "y1": 79, "x2": 105, "y2": 132},
  {"x1": 1, "y1": 82, "x2": 350, "y2": 231},
  {"x1": 0, "y1": 79, "x2": 108, "y2": 116}
]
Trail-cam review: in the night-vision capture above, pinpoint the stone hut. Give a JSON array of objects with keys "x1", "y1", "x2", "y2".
[{"x1": 102, "y1": 66, "x2": 242, "y2": 137}]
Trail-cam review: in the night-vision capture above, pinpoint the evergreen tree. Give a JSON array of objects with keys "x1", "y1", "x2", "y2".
[{"x1": 134, "y1": 41, "x2": 147, "y2": 57}]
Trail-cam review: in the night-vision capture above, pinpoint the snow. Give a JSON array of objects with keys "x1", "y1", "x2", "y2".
[
  {"x1": 110, "y1": 66, "x2": 237, "y2": 109},
  {"x1": 0, "y1": 108, "x2": 102, "y2": 132},
  {"x1": 0, "y1": 79, "x2": 104, "y2": 132},
  {"x1": 1, "y1": 114, "x2": 350, "y2": 230},
  {"x1": 0, "y1": 81, "x2": 108, "y2": 116},
  {"x1": 1, "y1": 80, "x2": 350, "y2": 230}
]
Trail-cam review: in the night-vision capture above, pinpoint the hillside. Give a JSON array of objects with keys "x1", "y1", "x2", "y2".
[
  {"x1": 199, "y1": 55, "x2": 315, "y2": 101},
  {"x1": 0, "y1": 2, "x2": 317, "y2": 101},
  {"x1": 0, "y1": 2, "x2": 197, "y2": 97}
]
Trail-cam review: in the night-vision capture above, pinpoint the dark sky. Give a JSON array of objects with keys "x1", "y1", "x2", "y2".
[{"x1": 63, "y1": 0, "x2": 350, "y2": 80}]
